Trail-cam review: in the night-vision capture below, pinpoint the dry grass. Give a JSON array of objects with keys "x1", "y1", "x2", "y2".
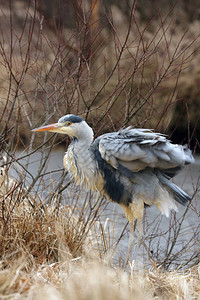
[
  {"x1": 0, "y1": 164, "x2": 199, "y2": 300},
  {"x1": 0, "y1": 167, "x2": 93, "y2": 265},
  {"x1": 0, "y1": 251, "x2": 199, "y2": 300}
]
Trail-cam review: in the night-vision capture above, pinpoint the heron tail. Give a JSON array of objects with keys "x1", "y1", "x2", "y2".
[{"x1": 157, "y1": 172, "x2": 192, "y2": 205}]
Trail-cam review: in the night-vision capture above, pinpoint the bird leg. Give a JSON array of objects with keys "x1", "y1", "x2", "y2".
[
  {"x1": 123, "y1": 220, "x2": 136, "y2": 268},
  {"x1": 123, "y1": 219, "x2": 144, "y2": 269},
  {"x1": 134, "y1": 219, "x2": 144, "y2": 258}
]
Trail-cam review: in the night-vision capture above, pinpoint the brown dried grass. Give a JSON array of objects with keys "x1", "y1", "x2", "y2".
[
  {"x1": 0, "y1": 253, "x2": 199, "y2": 299},
  {"x1": 0, "y1": 166, "x2": 199, "y2": 300}
]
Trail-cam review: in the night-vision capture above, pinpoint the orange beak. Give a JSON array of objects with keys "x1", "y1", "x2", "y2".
[{"x1": 32, "y1": 123, "x2": 63, "y2": 132}]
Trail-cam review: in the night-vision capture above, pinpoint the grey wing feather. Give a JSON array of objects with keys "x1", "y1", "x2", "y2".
[
  {"x1": 156, "y1": 171, "x2": 191, "y2": 204},
  {"x1": 98, "y1": 127, "x2": 194, "y2": 173}
]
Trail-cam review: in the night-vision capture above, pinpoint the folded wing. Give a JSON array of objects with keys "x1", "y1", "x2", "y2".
[{"x1": 98, "y1": 127, "x2": 194, "y2": 174}]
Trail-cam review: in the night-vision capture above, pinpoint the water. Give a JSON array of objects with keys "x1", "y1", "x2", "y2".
[{"x1": 10, "y1": 149, "x2": 200, "y2": 268}]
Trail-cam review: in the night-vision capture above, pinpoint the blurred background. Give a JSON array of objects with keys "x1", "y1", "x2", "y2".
[{"x1": 0, "y1": 0, "x2": 199, "y2": 150}]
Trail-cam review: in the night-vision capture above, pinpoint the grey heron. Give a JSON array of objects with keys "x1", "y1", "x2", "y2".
[{"x1": 32, "y1": 114, "x2": 194, "y2": 260}]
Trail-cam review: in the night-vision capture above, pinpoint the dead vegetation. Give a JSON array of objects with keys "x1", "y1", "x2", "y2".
[
  {"x1": 1, "y1": 260, "x2": 199, "y2": 300},
  {"x1": 0, "y1": 190, "x2": 199, "y2": 299},
  {"x1": 0, "y1": 156, "x2": 199, "y2": 299},
  {"x1": 0, "y1": 0, "x2": 199, "y2": 147}
]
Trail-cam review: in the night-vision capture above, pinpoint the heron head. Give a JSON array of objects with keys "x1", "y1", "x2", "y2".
[{"x1": 32, "y1": 114, "x2": 94, "y2": 142}]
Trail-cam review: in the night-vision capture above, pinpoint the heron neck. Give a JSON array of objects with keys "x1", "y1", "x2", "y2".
[
  {"x1": 72, "y1": 123, "x2": 94, "y2": 146},
  {"x1": 72, "y1": 135, "x2": 93, "y2": 150},
  {"x1": 70, "y1": 134, "x2": 94, "y2": 172}
]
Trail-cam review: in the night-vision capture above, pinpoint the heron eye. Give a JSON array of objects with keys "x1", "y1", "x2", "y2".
[{"x1": 66, "y1": 121, "x2": 71, "y2": 126}]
